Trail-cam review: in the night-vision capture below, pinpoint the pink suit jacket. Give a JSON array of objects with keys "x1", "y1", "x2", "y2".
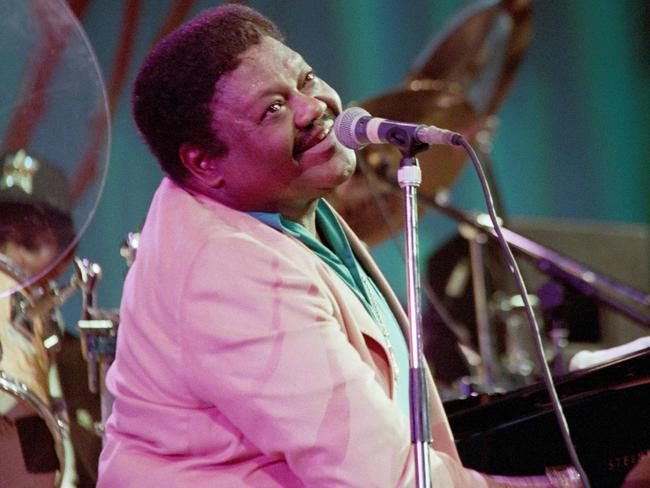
[{"x1": 97, "y1": 178, "x2": 487, "y2": 487}]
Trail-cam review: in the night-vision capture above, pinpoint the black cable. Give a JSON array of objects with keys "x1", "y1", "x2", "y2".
[{"x1": 457, "y1": 136, "x2": 591, "y2": 487}]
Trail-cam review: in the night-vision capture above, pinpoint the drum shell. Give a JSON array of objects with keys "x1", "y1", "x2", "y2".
[{"x1": 0, "y1": 263, "x2": 66, "y2": 487}]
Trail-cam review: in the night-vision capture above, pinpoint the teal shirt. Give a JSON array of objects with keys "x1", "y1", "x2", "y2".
[{"x1": 249, "y1": 200, "x2": 411, "y2": 419}]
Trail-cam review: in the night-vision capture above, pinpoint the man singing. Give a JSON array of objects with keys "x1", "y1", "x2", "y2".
[{"x1": 98, "y1": 5, "x2": 572, "y2": 487}]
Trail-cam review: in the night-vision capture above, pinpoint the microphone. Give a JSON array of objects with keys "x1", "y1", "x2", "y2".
[{"x1": 334, "y1": 107, "x2": 463, "y2": 150}]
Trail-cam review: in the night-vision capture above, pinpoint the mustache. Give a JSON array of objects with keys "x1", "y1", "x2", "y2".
[{"x1": 293, "y1": 110, "x2": 336, "y2": 156}]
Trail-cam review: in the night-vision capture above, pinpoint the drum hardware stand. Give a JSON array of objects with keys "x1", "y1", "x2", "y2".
[
  {"x1": 74, "y1": 258, "x2": 116, "y2": 439},
  {"x1": 31, "y1": 275, "x2": 84, "y2": 355},
  {"x1": 458, "y1": 222, "x2": 499, "y2": 392},
  {"x1": 460, "y1": 116, "x2": 526, "y2": 393},
  {"x1": 393, "y1": 133, "x2": 432, "y2": 488}
]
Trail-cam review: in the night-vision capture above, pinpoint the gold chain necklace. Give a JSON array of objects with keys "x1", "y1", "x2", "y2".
[{"x1": 361, "y1": 275, "x2": 400, "y2": 386}]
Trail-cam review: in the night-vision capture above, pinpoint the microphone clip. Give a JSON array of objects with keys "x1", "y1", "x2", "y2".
[{"x1": 379, "y1": 123, "x2": 430, "y2": 161}]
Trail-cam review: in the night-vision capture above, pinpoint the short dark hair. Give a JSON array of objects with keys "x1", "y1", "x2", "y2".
[
  {"x1": 132, "y1": 4, "x2": 284, "y2": 182},
  {"x1": 0, "y1": 201, "x2": 74, "y2": 253}
]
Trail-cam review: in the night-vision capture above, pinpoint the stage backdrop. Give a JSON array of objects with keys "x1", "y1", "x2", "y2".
[{"x1": 54, "y1": 0, "x2": 648, "y2": 325}]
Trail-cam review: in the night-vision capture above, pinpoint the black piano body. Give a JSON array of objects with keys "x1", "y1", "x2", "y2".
[{"x1": 444, "y1": 348, "x2": 650, "y2": 487}]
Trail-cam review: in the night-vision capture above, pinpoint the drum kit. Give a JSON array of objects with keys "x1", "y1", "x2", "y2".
[
  {"x1": 0, "y1": 0, "x2": 648, "y2": 486},
  {"x1": 1, "y1": 0, "x2": 111, "y2": 485}
]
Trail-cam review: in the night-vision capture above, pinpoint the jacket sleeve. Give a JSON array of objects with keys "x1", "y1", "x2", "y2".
[{"x1": 178, "y1": 233, "x2": 487, "y2": 487}]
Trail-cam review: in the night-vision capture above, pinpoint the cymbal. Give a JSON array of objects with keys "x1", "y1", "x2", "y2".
[
  {"x1": 328, "y1": 1, "x2": 532, "y2": 245},
  {"x1": 327, "y1": 85, "x2": 479, "y2": 246},
  {"x1": 407, "y1": 0, "x2": 532, "y2": 117}
]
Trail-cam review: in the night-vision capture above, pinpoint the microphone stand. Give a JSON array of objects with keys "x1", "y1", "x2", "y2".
[{"x1": 394, "y1": 136, "x2": 432, "y2": 488}]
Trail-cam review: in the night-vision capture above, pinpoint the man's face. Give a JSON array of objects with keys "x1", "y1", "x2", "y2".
[
  {"x1": 1, "y1": 238, "x2": 58, "y2": 279},
  {"x1": 207, "y1": 36, "x2": 356, "y2": 213}
]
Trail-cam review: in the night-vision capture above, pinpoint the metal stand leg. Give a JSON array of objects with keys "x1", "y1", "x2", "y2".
[{"x1": 459, "y1": 222, "x2": 498, "y2": 392}]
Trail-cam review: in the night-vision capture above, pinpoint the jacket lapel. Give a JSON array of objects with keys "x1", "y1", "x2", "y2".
[{"x1": 337, "y1": 209, "x2": 462, "y2": 461}]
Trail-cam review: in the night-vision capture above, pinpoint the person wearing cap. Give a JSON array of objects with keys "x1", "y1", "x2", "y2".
[
  {"x1": 0, "y1": 149, "x2": 75, "y2": 282},
  {"x1": 0, "y1": 149, "x2": 103, "y2": 487}
]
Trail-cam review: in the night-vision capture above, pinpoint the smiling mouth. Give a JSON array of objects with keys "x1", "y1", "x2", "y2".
[{"x1": 294, "y1": 116, "x2": 335, "y2": 156}]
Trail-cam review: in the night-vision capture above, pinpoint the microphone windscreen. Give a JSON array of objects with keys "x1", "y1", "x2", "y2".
[{"x1": 334, "y1": 107, "x2": 370, "y2": 150}]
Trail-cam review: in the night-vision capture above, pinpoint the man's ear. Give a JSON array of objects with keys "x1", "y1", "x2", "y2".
[{"x1": 179, "y1": 143, "x2": 224, "y2": 188}]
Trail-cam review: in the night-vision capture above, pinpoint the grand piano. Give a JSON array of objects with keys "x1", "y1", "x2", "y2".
[{"x1": 444, "y1": 348, "x2": 650, "y2": 487}]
